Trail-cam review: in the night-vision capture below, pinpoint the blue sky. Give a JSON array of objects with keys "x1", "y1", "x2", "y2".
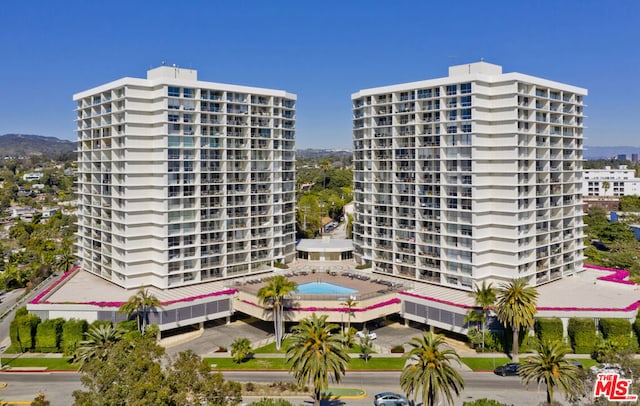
[{"x1": 0, "y1": 0, "x2": 638, "y2": 149}]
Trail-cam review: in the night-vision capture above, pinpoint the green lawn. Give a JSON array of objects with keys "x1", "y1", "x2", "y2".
[
  {"x1": 207, "y1": 356, "x2": 405, "y2": 371},
  {"x1": 253, "y1": 340, "x2": 374, "y2": 355},
  {"x1": 460, "y1": 357, "x2": 512, "y2": 371},
  {"x1": 320, "y1": 387, "x2": 366, "y2": 398},
  {"x1": 1, "y1": 357, "x2": 78, "y2": 370}
]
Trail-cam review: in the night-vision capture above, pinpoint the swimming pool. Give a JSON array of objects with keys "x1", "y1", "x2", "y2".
[{"x1": 296, "y1": 282, "x2": 358, "y2": 295}]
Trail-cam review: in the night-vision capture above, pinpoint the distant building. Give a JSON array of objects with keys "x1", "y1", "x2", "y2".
[
  {"x1": 22, "y1": 172, "x2": 43, "y2": 181},
  {"x1": 584, "y1": 165, "x2": 640, "y2": 196},
  {"x1": 632, "y1": 153, "x2": 638, "y2": 163},
  {"x1": 617, "y1": 154, "x2": 627, "y2": 161}
]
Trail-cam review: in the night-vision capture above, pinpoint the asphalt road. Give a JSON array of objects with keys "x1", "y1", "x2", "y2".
[{"x1": 0, "y1": 370, "x2": 555, "y2": 406}]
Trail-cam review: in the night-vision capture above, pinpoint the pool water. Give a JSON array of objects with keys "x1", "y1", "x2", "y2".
[{"x1": 296, "y1": 282, "x2": 358, "y2": 295}]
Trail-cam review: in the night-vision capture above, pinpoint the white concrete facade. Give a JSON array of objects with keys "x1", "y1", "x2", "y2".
[
  {"x1": 352, "y1": 62, "x2": 587, "y2": 289},
  {"x1": 74, "y1": 66, "x2": 297, "y2": 289},
  {"x1": 584, "y1": 165, "x2": 640, "y2": 196}
]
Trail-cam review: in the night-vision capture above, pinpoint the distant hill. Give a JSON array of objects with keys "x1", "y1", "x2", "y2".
[{"x1": 0, "y1": 134, "x2": 76, "y2": 158}]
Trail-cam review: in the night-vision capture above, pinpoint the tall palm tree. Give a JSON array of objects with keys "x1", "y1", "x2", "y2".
[
  {"x1": 118, "y1": 289, "x2": 161, "y2": 333},
  {"x1": 257, "y1": 275, "x2": 297, "y2": 350},
  {"x1": 339, "y1": 297, "x2": 358, "y2": 334},
  {"x1": 518, "y1": 340, "x2": 582, "y2": 404},
  {"x1": 400, "y1": 332, "x2": 465, "y2": 406},
  {"x1": 469, "y1": 281, "x2": 496, "y2": 352},
  {"x1": 73, "y1": 324, "x2": 127, "y2": 369},
  {"x1": 55, "y1": 246, "x2": 76, "y2": 274},
  {"x1": 495, "y1": 278, "x2": 538, "y2": 363},
  {"x1": 285, "y1": 313, "x2": 350, "y2": 406}
]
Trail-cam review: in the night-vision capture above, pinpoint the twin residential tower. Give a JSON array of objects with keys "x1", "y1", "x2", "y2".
[
  {"x1": 352, "y1": 62, "x2": 587, "y2": 289},
  {"x1": 75, "y1": 62, "x2": 586, "y2": 292},
  {"x1": 74, "y1": 66, "x2": 297, "y2": 289}
]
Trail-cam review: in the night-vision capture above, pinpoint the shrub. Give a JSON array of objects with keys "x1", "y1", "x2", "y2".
[
  {"x1": 568, "y1": 318, "x2": 596, "y2": 354},
  {"x1": 62, "y1": 319, "x2": 87, "y2": 355},
  {"x1": 273, "y1": 262, "x2": 289, "y2": 269},
  {"x1": 11, "y1": 313, "x2": 41, "y2": 352},
  {"x1": 634, "y1": 316, "x2": 640, "y2": 348},
  {"x1": 248, "y1": 398, "x2": 294, "y2": 406},
  {"x1": 355, "y1": 263, "x2": 372, "y2": 270},
  {"x1": 15, "y1": 306, "x2": 28, "y2": 317},
  {"x1": 116, "y1": 319, "x2": 138, "y2": 333},
  {"x1": 535, "y1": 318, "x2": 564, "y2": 343},
  {"x1": 599, "y1": 318, "x2": 632, "y2": 340},
  {"x1": 463, "y1": 399, "x2": 506, "y2": 406},
  {"x1": 391, "y1": 345, "x2": 404, "y2": 353},
  {"x1": 35, "y1": 318, "x2": 64, "y2": 352}
]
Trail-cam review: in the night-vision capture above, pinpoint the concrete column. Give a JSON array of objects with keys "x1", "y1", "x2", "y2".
[
  {"x1": 429, "y1": 324, "x2": 435, "y2": 333},
  {"x1": 561, "y1": 317, "x2": 569, "y2": 340},
  {"x1": 226, "y1": 315, "x2": 231, "y2": 325},
  {"x1": 199, "y1": 321, "x2": 204, "y2": 331}
]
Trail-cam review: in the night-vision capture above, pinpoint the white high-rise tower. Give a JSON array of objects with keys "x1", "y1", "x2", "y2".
[
  {"x1": 75, "y1": 66, "x2": 297, "y2": 289},
  {"x1": 352, "y1": 62, "x2": 587, "y2": 289}
]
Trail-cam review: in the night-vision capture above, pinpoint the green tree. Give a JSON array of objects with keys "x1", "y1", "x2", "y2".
[
  {"x1": 285, "y1": 313, "x2": 350, "y2": 406},
  {"x1": 117, "y1": 288, "x2": 161, "y2": 333},
  {"x1": 30, "y1": 393, "x2": 50, "y2": 406},
  {"x1": 400, "y1": 332, "x2": 465, "y2": 406},
  {"x1": 248, "y1": 399, "x2": 294, "y2": 406},
  {"x1": 55, "y1": 245, "x2": 76, "y2": 274},
  {"x1": 602, "y1": 181, "x2": 610, "y2": 195},
  {"x1": 339, "y1": 297, "x2": 357, "y2": 335},
  {"x1": 74, "y1": 328, "x2": 242, "y2": 406},
  {"x1": 358, "y1": 330, "x2": 373, "y2": 363},
  {"x1": 469, "y1": 281, "x2": 496, "y2": 352},
  {"x1": 495, "y1": 278, "x2": 538, "y2": 363},
  {"x1": 73, "y1": 324, "x2": 127, "y2": 369},
  {"x1": 230, "y1": 337, "x2": 252, "y2": 363},
  {"x1": 257, "y1": 275, "x2": 297, "y2": 350},
  {"x1": 518, "y1": 340, "x2": 582, "y2": 404},
  {"x1": 166, "y1": 350, "x2": 242, "y2": 406}
]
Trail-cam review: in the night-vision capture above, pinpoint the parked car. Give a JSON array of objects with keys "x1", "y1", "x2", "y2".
[
  {"x1": 494, "y1": 362, "x2": 520, "y2": 376},
  {"x1": 590, "y1": 363, "x2": 626, "y2": 376},
  {"x1": 374, "y1": 392, "x2": 408, "y2": 406},
  {"x1": 356, "y1": 330, "x2": 377, "y2": 340}
]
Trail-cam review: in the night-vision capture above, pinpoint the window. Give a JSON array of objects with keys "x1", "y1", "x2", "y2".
[
  {"x1": 447, "y1": 125, "x2": 457, "y2": 134},
  {"x1": 460, "y1": 83, "x2": 471, "y2": 94},
  {"x1": 168, "y1": 98, "x2": 180, "y2": 109},
  {"x1": 461, "y1": 95, "x2": 471, "y2": 107},
  {"x1": 417, "y1": 89, "x2": 432, "y2": 99},
  {"x1": 461, "y1": 109, "x2": 472, "y2": 120},
  {"x1": 449, "y1": 110, "x2": 457, "y2": 121},
  {"x1": 168, "y1": 114, "x2": 179, "y2": 122},
  {"x1": 183, "y1": 88, "x2": 194, "y2": 98},
  {"x1": 446, "y1": 85, "x2": 457, "y2": 95},
  {"x1": 462, "y1": 124, "x2": 472, "y2": 133},
  {"x1": 168, "y1": 87, "x2": 180, "y2": 97}
]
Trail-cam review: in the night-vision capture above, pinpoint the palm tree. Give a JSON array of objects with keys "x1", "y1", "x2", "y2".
[
  {"x1": 55, "y1": 243, "x2": 76, "y2": 274},
  {"x1": 73, "y1": 324, "x2": 126, "y2": 369},
  {"x1": 118, "y1": 289, "x2": 161, "y2": 333},
  {"x1": 257, "y1": 275, "x2": 297, "y2": 350},
  {"x1": 339, "y1": 297, "x2": 358, "y2": 335},
  {"x1": 469, "y1": 281, "x2": 496, "y2": 352},
  {"x1": 230, "y1": 337, "x2": 252, "y2": 363},
  {"x1": 495, "y1": 278, "x2": 538, "y2": 363},
  {"x1": 285, "y1": 313, "x2": 350, "y2": 406},
  {"x1": 518, "y1": 340, "x2": 582, "y2": 404},
  {"x1": 400, "y1": 332, "x2": 465, "y2": 406}
]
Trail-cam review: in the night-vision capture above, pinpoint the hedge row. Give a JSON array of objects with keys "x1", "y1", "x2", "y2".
[
  {"x1": 9, "y1": 308, "x2": 135, "y2": 354},
  {"x1": 600, "y1": 318, "x2": 633, "y2": 348},
  {"x1": 568, "y1": 318, "x2": 597, "y2": 354},
  {"x1": 534, "y1": 318, "x2": 563, "y2": 343}
]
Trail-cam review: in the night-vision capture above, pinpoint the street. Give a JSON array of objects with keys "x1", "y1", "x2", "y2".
[{"x1": 0, "y1": 370, "x2": 553, "y2": 406}]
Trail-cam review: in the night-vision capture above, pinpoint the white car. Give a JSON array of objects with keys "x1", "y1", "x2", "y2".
[
  {"x1": 590, "y1": 363, "x2": 626, "y2": 376},
  {"x1": 355, "y1": 330, "x2": 377, "y2": 340}
]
